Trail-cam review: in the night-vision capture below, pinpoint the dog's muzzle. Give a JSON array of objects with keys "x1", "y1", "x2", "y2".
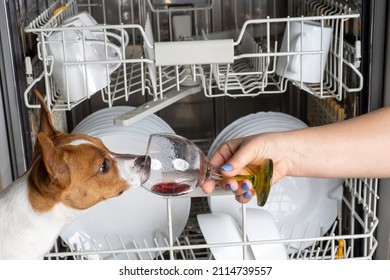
[{"x1": 138, "y1": 155, "x2": 151, "y2": 184}]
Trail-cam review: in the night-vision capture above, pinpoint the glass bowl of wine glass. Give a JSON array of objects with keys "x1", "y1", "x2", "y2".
[{"x1": 142, "y1": 133, "x2": 273, "y2": 206}]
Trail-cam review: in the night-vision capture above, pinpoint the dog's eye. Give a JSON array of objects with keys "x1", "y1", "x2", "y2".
[{"x1": 99, "y1": 159, "x2": 111, "y2": 174}]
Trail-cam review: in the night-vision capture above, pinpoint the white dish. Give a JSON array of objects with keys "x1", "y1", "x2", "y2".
[
  {"x1": 62, "y1": 11, "x2": 129, "y2": 57},
  {"x1": 61, "y1": 114, "x2": 189, "y2": 260},
  {"x1": 47, "y1": 27, "x2": 122, "y2": 102},
  {"x1": 72, "y1": 106, "x2": 172, "y2": 135},
  {"x1": 209, "y1": 176, "x2": 343, "y2": 254},
  {"x1": 61, "y1": 187, "x2": 190, "y2": 260},
  {"x1": 208, "y1": 112, "x2": 307, "y2": 156},
  {"x1": 208, "y1": 112, "x2": 343, "y2": 253},
  {"x1": 197, "y1": 213, "x2": 249, "y2": 260},
  {"x1": 218, "y1": 112, "x2": 306, "y2": 138},
  {"x1": 245, "y1": 208, "x2": 288, "y2": 260},
  {"x1": 78, "y1": 121, "x2": 169, "y2": 138},
  {"x1": 73, "y1": 111, "x2": 138, "y2": 128},
  {"x1": 99, "y1": 133, "x2": 151, "y2": 153},
  {"x1": 209, "y1": 122, "x2": 304, "y2": 156}
]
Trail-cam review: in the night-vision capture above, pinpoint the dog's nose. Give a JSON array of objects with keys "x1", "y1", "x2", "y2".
[{"x1": 136, "y1": 155, "x2": 151, "y2": 183}]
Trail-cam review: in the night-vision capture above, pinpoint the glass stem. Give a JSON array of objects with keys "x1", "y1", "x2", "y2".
[
  {"x1": 207, "y1": 166, "x2": 225, "y2": 180},
  {"x1": 207, "y1": 166, "x2": 252, "y2": 181}
]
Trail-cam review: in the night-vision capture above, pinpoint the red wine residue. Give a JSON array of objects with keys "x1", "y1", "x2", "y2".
[{"x1": 151, "y1": 182, "x2": 191, "y2": 195}]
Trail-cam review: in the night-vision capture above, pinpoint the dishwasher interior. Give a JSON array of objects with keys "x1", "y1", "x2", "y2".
[{"x1": 21, "y1": 0, "x2": 377, "y2": 260}]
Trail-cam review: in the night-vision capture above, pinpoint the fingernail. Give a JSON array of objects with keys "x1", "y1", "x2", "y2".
[
  {"x1": 243, "y1": 192, "x2": 251, "y2": 199},
  {"x1": 241, "y1": 183, "x2": 250, "y2": 191},
  {"x1": 226, "y1": 184, "x2": 234, "y2": 191},
  {"x1": 220, "y1": 164, "x2": 233, "y2": 172}
]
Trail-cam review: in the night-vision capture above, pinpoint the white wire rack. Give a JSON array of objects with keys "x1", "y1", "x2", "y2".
[
  {"x1": 23, "y1": 0, "x2": 363, "y2": 113},
  {"x1": 22, "y1": 0, "x2": 377, "y2": 260},
  {"x1": 45, "y1": 178, "x2": 378, "y2": 260},
  {"x1": 203, "y1": 14, "x2": 363, "y2": 99}
]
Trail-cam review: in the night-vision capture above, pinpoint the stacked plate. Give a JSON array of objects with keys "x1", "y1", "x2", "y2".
[
  {"x1": 60, "y1": 106, "x2": 191, "y2": 260},
  {"x1": 207, "y1": 112, "x2": 343, "y2": 254},
  {"x1": 197, "y1": 209, "x2": 288, "y2": 260}
]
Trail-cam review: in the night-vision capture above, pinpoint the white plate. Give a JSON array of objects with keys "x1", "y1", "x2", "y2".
[
  {"x1": 209, "y1": 171, "x2": 343, "y2": 254},
  {"x1": 198, "y1": 209, "x2": 288, "y2": 260},
  {"x1": 61, "y1": 117, "x2": 190, "y2": 260},
  {"x1": 61, "y1": 188, "x2": 190, "y2": 260},
  {"x1": 209, "y1": 122, "x2": 305, "y2": 157},
  {"x1": 72, "y1": 106, "x2": 171, "y2": 134},
  {"x1": 74, "y1": 112, "x2": 169, "y2": 134},
  {"x1": 197, "y1": 213, "x2": 249, "y2": 260},
  {"x1": 208, "y1": 112, "x2": 343, "y2": 253},
  {"x1": 245, "y1": 208, "x2": 288, "y2": 260},
  {"x1": 208, "y1": 112, "x2": 307, "y2": 156},
  {"x1": 212, "y1": 112, "x2": 307, "y2": 141},
  {"x1": 80, "y1": 123, "x2": 169, "y2": 139}
]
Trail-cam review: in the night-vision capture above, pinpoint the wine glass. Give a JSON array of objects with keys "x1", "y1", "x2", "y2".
[{"x1": 142, "y1": 133, "x2": 273, "y2": 206}]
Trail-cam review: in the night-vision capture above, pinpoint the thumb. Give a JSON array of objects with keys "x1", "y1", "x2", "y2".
[{"x1": 219, "y1": 151, "x2": 254, "y2": 176}]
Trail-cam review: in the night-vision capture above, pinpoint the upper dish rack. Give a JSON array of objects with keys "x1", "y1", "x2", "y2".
[{"x1": 23, "y1": 0, "x2": 363, "y2": 116}]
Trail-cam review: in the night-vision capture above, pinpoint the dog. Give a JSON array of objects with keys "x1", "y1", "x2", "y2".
[{"x1": 0, "y1": 90, "x2": 151, "y2": 259}]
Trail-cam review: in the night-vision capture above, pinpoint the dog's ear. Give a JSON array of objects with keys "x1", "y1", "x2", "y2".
[
  {"x1": 37, "y1": 132, "x2": 69, "y2": 182},
  {"x1": 28, "y1": 132, "x2": 70, "y2": 212},
  {"x1": 34, "y1": 89, "x2": 59, "y2": 138},
  {"x1": 32, "y1": 90, "x2": 61, "y2": 161}
]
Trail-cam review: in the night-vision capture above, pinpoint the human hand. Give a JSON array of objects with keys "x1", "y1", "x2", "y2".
[{"x1": 202, "y1": 133, "x2": 290, "y2": 203}]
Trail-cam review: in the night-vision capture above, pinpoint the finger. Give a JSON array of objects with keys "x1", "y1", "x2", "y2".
[
  {"x1": 235, "y1": 189, "x2": 256, "y2": 204},
  {"x1": 237, "y1": 180, "x2": 252, "y2": 195},
  {"x1": 201, "y1": 179, "x2": 216, "y2": 194},
  {"x1": 208, "y1": 139, "x2": 244, "y2": 170},
  {"x1": 233, "y1": 180, "x2": 252, "y2": 196},
  {"x1": 222, "y1": 178, "x2": 239, "y2": 192},
  {"x1": 217, "y1": 140, "x2": 256, "y2": 177},
  {"x1": 222, "y1": 149, "x2": 254, "y2": 176}
]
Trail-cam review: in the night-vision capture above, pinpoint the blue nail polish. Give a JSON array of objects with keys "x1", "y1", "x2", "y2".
[
  {"x1": 242, "y1": 183, "x2": 250, "y2": 191},
  {"x1": 220, "y1": 164, "x2": 233, "y2": 172},
  {"x1": 226, "y1": 184, "x2": 234, "y2": 191},
  {"x1": 243, "y1": 192, "x2": 251, "y2": 199}
]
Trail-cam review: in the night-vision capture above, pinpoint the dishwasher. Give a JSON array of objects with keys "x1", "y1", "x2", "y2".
[{"x1": 0, "y1": 0, "x2": 386, "y2": 260}]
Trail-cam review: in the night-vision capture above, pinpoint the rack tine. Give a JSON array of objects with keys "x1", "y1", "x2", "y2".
[{"x1": 118, "y1": 235, "x2": 131, "y2": 260}]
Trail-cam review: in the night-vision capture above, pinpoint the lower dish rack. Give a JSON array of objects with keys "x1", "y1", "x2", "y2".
[{"x1": 46, "y1": 177, "x2": 378, "y2": 260}]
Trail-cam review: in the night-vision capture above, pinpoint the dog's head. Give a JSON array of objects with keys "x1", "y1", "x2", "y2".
[{"x1": 28, "y1": 90, "x2": 151, "y2": 212}]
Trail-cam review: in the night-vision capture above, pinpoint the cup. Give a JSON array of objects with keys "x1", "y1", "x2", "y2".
[
  {"x1": 276, "y1": 21, "x2": 333, "y2": 83},
  {"x1": 46, "y1": 29, "x2": 122, "y2": 102},
  {"x1": 62, "y1": 11, "x2": 129, "y2": 56},
  {"x1": 62, "y1": 11, "x2": 99, "y2": 26}
]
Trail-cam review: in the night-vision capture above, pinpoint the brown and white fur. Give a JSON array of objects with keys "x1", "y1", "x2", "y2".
[{"x1": 0, "y1": 90, "x2": 150, "y2": 259}]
